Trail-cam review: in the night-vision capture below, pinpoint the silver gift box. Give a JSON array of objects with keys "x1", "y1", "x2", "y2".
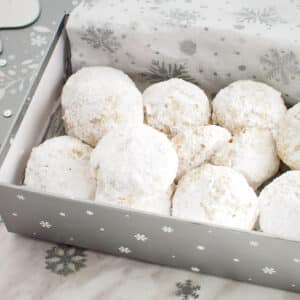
[{"x1": 0, "y1": 15, "x2": 299, "y2": 293}]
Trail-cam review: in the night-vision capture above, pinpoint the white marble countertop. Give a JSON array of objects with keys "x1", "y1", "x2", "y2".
[
  {"x1": 0, "y1": 0, "x2": 300, "y2": 298},
  {"x1": 0, "y1": 222, "x2": 299, "y2": 299}
]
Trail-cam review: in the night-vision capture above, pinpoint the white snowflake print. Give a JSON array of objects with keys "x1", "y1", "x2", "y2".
[
  {"x1": 85, "y1": 210, "x2": 94, "y2": 216},
  {"x1": 134, "y1": 233, "x2": 148, "y2": 242},
  {"x1": 260, "y1": 49, "x2": 300, "y2": 85},
  {"x1": 293, "y1": 258, "x2": 300, "y2": 263},
  {"x1": 16, "y1": 194, "x2": 25, "y2": 200},
  {"x1": 12, "y1": 212, "x2": 18, "y2": 217},
  {"x1": 118, "y1": 246, "x2": 131, "y2": 254},
  {"x1": 249, "y1": 241, "x2": 259, "y2": 247},
  {"x1": 0, "y1": 56, "x2": 40, "y2": 100},
  {"x1": 196, "y1": 245, "x2": 205, "y2": 251},
  {"x1": 162, "y1": 226, "x2": 174, "y2": 233},
  {"x1": 31, "y1": 35, "x2": 47, "y2": 47},
  {"x1": 262, "y1": 266, "x2": 276, "y2": 275},
  {"x1": 233, "y1": 258, "x2": 240, "y2": 262},
  {"x1": 234, "y1": 7, "x2": 285, "y2": 28},
  {"x1": 40, "y1": 220, "x2": 52, "y2": 229},
  {"x1": 190, "y1": 266, "x2": 200, "y2": 272}
]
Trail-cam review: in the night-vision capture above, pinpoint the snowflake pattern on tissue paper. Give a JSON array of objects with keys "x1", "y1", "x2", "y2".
[
  {"x1": 234, "y1": 7, "x2": 285, "y2": 27},
  {"x1": 140, "y1": 60, "x2": 197, "y2": 84},
  {"x1": 80, "y1": 24, "x2": 121, "y2": 53},
  {"x1": 260, "y1": 49, "x2": 300, "y2": 84}
]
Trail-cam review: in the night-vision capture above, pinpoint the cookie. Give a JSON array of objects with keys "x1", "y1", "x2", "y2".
[
  {"x1": 172, "y1": 125, "x2": 231, "y2": 179},
  {"x1": 95, "y1": 183, "x2": 174, "y2": 215},
  {"x1": 276, "y1": 102, "x2": 300, "y2": 169},
  {"x1": 212, "y1": 80, "x2": 286, "y2": 137},
  {"x1": 172, "y1": 164, "x2": 259, "y2": 230},
  {"x1": 259, "y1": 171, "x2": 300, "y2": 240},
  {"x1": 24, "y1": 136, "x2": 96, "y2": 200},
  {"x1": 90, "y1": 124, "x2": 178, "y2": 199},
  {"x1": 143, "y1": 78, "x2": 210, "y2": 138},
  {"x1": 61, "y1": 66, "x2": 143, "y2": 146},
  {"x1": 211, "y1": 128, "x2": 280, "y2": 189}
]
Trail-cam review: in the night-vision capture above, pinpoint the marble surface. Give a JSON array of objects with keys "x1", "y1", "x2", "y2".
[
  {"x1": 1, "y1": 222, "x2": 299, "y2": 300},
  {"x1": 0, "y1": 0, "x2": 300, "y2": 299}
]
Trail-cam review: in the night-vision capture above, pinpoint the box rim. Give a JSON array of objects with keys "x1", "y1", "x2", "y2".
[{"x1": 1, "y1": 179, "x2": 300, "y2": 246}]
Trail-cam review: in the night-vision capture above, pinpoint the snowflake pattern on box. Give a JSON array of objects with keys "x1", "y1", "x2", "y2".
[
  {"x1": 175, "y1": 279, "x2": 200, "y2": 300},
  {"x1": 134, "y1": 233, "x2": 148, "y2": 242},
  {"x1": 40, "y1": 220, "x2": 52, "y2": 229},
  {"x1": 260, "y1": 49, "x2": 300, "y2": 84},
  {"x1": 234, "y1": 7, "x2": 285, "y2": 28},
  {"x1": 140, "y1": 60, "x2": 197, "y2": 84},
  {"x1": 162, "y1": 8, "x2": 201, "y2": 28},
  {"x1": 0, "y1": 25, "x2": 51, "y2": 101},
  {"x1": 80, "y1": 24, "x2": 121, "y2": 53},
  {"x1": 262, "y1": 266, "x2": 276, "y2": 275},
  {"x1": 45, "y1": 245, "x2": 87, "y2": 276}
]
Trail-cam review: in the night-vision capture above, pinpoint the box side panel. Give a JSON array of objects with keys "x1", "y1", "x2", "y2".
[
  {"x1": 0, "y1": 27, "x2": 67, "y2": 184},
  {"x1": 0, "y1": 185, "x2": 299, "y2": 293}
]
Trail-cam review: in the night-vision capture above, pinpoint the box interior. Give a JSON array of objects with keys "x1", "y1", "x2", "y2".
[{"x1": 0, "y1": 30, "x2": 67, "y2": 185}]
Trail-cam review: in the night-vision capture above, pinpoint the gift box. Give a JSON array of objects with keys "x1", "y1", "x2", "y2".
[{"x1": 0, "y1": 0, "x2": 300, "y2": 293}]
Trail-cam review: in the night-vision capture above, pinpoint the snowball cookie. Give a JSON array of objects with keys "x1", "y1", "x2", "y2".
[
  {"x1": 172, "y1": 125, "x2": 231, "y2": 179},
  {"x1": 90, "y1": 124, "x2": 178, "y2": 197},
  {"x1": 172, "y1": 164, "x2": 259, "y2": 230},
  {"x1": 276, "y1": 102, "x2": 300, "y2": 169},
  {"x1": 95, "y1": 183, "x2": 174, "y2": 215},
  {"x1": 259, "y1": 171, "x2": 300, "y2": 240},
  {"x1": 143, "y1": 78, "x2": 210, "y2": 138},
  {"x1": 61, "y1": 66, "x2": 143, "y2": 147},
  {"x1": 211, "y1": 128, "x2": 280, "y2": 190},
  {"x1": 24, "y1": 136, "x2": 96, "y2": 200},
  {"x1": 212, "y1": 80, "x2": 286, "y2": 137}
]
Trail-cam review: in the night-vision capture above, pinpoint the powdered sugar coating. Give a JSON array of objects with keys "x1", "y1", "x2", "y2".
[
  {"x1": 24, "y1": 136, "x2": 96, "y2": 200},
  {"x1": 259, "y1": 171, "x2": 300, "y2": 240},
  {"x1": 276, "y1": 102, "x2": 300, "y2": 169},
  {"x1": 172, "y1": 164, "x2": 259, "y2": 230},
  {"x1": 212, "y1": 80, "x2": 286, "y2": 137},
  {"x1": 172, "y1": 125, "x2": 231, "y2": 179},
  {"x1": 95, "y1": 183, "x2": 174, "y2": 215},
  {"x1": 62, "y1": 66, "x2": 143, "y2": 146},
  {"x1": 143, "y1": 78, "x2": 210, "y2": 137},
  {"x1": 91, "y1": 124, "x2": 178, "y2": 197},
  {"x1": 211, "y1": 128, "x2": 280, "y2": 190}
]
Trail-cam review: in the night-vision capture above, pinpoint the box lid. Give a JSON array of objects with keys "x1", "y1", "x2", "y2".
[{"x1": 0, "y1": 15, "x2": 69, "y2": 168}]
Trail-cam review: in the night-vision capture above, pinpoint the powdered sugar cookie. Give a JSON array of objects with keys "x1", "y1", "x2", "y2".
[
  {"x1": 62, "y1": 66, "x2": 143, "y2": 146},
  {"x1": 276, "y1": 102, "x2": 300, "y2": 169},
  {"x1": 172, "y1": 164, "x2": 259, "y2": 230},
  {"x1": 95, "y1": 183, "x2": 174, "y2": 215},
  {"x1": 212, "y1": 80, "x2": 286, "y2": 137},
  {"x1": 24, "y1": 136, "x2": 96, "y2": 200},
  {"x1": 172, "y1": 125, "x2": 231, "y2": 179},
  {"x1": 211, "y1": 128, "x2": 280, "y2": 190},
  {"x1": 143, "y1": 78, "x2": 210, "y2": 137},
  {"x1": 259, "y1": 171, "x2": 300, "y2": 240},
  {"x1": 91, "y1": 124, "x2": 178, "y2": 197}
]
